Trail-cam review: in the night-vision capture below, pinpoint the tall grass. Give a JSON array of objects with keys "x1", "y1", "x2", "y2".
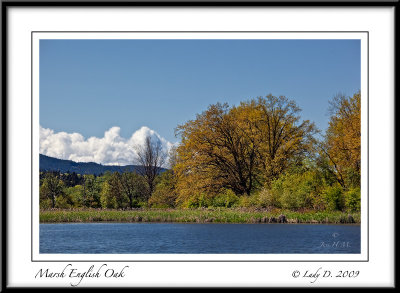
[{"x1": 40, "y1": 208, "x2": 360, "y2": 224}]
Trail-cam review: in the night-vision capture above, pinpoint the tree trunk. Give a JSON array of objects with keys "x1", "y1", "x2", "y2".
[{"x1": 129, "y1": 196, "x2": 133, "y2": 209}]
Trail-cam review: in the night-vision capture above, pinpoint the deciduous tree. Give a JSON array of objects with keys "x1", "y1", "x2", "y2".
[
  {"x1": 322, "y1": 92, "x2": 361, "y2": 188},
  {"x1": 120, "y1": 171, "x2": 147, "y2": 208},
  {"x1": 174, "y1": 95, "x2": 317, "y2": 204},
  {"x1": 135, "y1": 136, "x2": 166, "y2": 198},
  {"x1": 40, "y1": 172, "x2": 65, "y2": 208}
]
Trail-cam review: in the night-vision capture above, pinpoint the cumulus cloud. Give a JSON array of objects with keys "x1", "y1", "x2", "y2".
[{"x1": 39, "y1": 125, "x2": 176, "y2": 166}]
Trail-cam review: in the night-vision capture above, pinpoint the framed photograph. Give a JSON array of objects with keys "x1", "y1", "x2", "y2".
[{"x1": 2, "y1": 0, "x2": 396, "y2": 289}]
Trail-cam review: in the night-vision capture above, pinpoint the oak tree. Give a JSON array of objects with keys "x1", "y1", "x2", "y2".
[{"x1": 174, "y1": 95, "x2": 317, "y2": 204}]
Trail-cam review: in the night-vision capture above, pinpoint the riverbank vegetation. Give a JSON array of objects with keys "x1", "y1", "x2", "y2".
[
  {"x1": 40, "y1": 208, "x2": 360, "y2": 224},
  {"x1": 40, "y1": 92, "x2": 361, "y2": 222}
]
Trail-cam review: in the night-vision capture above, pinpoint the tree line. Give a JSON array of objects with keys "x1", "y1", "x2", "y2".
[{"x1": 40, "y1": 92, "x2": 361, "y2": 212}]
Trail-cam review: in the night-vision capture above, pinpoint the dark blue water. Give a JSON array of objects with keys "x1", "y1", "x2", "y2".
[{"x1": 40, "y1": 223, "x2": 360, "y2": 254}]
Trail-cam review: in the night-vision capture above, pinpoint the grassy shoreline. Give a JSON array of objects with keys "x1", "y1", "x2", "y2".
[{"x1": 40, "y1": 208, "x2": 360, "y2": 224}]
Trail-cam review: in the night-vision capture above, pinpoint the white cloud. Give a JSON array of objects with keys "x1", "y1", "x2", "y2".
[{"x1": 39, "y1": 125, "x2": 176, "y2": 166}]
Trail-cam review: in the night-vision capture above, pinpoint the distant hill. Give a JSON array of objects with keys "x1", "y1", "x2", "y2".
[{"x1": 39, "y1": 154, "x2": 167, "y2": 175}]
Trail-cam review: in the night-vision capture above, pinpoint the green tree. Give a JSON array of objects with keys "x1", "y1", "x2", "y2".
[
  {"x1": 270, "y1": 166, "x2": 317, "y2": 210},
  {"x1": 40, "y1": 172, "x2": 65, "y2": 208},
  {"x1": 120, "y1": 172, "x2": 148, "y2": 208},
  {"x1": 149, "y1": 170, "x2": 178, "y2": 208},
  {"x1": 100, "y1": 181, "x2": 117, "y2": 209},
  {"x1": 344, "y1": 187, "x2": 361, "y2": 212},
  {"x1": 107, "y1": 172, "x2": 128, "y2": 209},
  {"x1": 323, "y1": 185, "x2": 345, "y2": 211},
  {"x1": 82, "y1": 175, "x2": 101, "y2": 208},
  {"x1": 64, "y1": 185, "x2": 85, "y2": 207}
]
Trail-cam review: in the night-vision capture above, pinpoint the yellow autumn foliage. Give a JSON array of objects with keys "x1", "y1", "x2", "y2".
[{"x1": 173, "y1": 95, "x2": 317, "y2": 205}]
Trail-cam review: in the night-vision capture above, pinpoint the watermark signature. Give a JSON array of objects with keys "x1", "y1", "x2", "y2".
[{"x1": 319, "y1": 232, "x2": 351, "y2": 249}]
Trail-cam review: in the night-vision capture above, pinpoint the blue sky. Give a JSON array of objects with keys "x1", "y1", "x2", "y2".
[{"x1": 39, "y1": 39, "x2": 360, "y2": 164}]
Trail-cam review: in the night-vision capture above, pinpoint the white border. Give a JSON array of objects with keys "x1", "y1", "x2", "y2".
[
  {"x1": 7, "y1": 7, "x2": 394, "y2": 287},
  {"x1": 32, "y1": 31, "x2": 368, "y2": 262}
]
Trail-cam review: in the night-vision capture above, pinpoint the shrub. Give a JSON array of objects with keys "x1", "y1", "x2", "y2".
[
  {"x1": 40, "y1": 199, "x2": 52, "y2": 209},
  {"x1": 270, "y1": 171, "x2": 315, "y2": 210},
  {"x1": 323, "y1": 185, "x2": 345, "y2": 211},
  {"x1": 148, "y1": 187, "x2": 177, "y2": 208},
  {"x1": 345, "y1": 187, "x2": 361, "y2": 212},
  {"x1": 55, "y1": 195, "x2": 71, "y2": 209},
  {"x1": 148, "y1": 170, "x2": 178, "y2": 208},
  {"x1": 311, "y1": 192, "x2": 327, "y2": 211},
  {"x1": 212, "y1": 189, "x2": 239, "y2": 208},
  {"x1": 235, "y1": 189, "x2": 280, "y2": 208},
  {"x1": 257, "y1": 187, "x2": 281, "y2": 208},
  {"x1": 197, "y1": 193, "x2": 212, "y2": 208},
  {"x1": 181, "y1": 193, "x2": 213, "y2": 208},
  {"x1": 237, "y1": 195, "x2": 252, "y2": 207}
]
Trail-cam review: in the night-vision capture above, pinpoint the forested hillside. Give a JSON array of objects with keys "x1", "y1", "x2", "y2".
[{"x1": 40, "y1": 154, "x2": 167, "y2": 175}]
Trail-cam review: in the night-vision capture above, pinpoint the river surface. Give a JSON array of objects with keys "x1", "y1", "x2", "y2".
[{"x1": 40, "y1": 223, "x2": 360, "y2": 254}]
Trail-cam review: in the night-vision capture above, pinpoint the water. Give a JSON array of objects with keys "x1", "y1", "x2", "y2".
[{"x1": 40, "y1": 223, "x2": 360, "y2": 254}]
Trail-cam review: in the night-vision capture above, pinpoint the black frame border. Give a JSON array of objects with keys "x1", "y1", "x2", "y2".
[{"x1": 2, "y1": 0, "x2": 398, "y2": 290}]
